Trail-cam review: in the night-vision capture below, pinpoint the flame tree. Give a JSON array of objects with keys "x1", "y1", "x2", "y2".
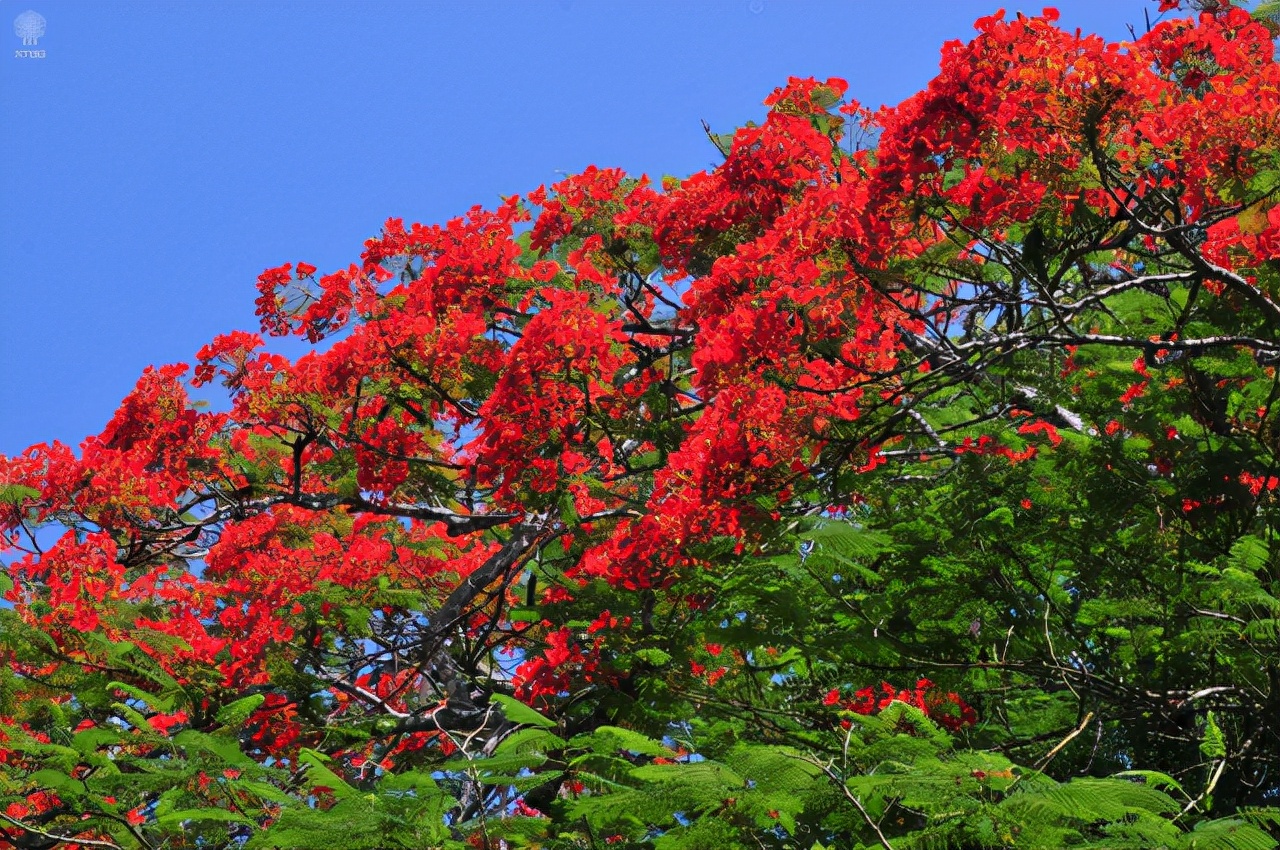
[{"x1": 4, "y1": 4, "x2": 1280, "y2": 848}]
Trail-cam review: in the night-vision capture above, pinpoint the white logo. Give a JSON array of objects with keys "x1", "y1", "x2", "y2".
[{"x1": 14, "y1": 10, "x2": 46, "y2": 46}]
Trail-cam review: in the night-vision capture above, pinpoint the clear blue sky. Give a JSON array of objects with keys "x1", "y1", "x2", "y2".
[{"x1": 1, "y1": 0, "x2": 1153, "y2": 456}]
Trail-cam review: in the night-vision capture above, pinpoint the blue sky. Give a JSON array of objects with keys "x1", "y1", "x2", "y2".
[{"x1": 1, "y1": 0, "x2": 1154, "y2": 456}]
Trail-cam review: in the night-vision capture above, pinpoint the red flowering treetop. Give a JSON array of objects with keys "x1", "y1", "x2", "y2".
[{"x1": 3, "y1": 4, "x2": 1280, "y2": 848}]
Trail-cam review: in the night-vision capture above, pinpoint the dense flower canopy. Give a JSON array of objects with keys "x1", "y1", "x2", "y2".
[{"x1": 3, "y1": 3, "x2": 1280, "y2": 848}]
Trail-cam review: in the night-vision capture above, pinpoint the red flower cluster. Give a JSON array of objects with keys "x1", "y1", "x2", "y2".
[{"x1": 824, "y1": 679, "x2": 978, "y2": 732}]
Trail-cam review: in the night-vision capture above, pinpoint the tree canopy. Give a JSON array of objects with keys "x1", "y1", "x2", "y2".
[{"x1": 4, "y1": 3, "x2": 1280, "y2": 848}]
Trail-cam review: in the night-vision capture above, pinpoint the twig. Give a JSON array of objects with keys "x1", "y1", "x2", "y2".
[
  {"x1": 1035, "y1": 711, "x2": 1094, "y2": 772},
  {"x1": 0, "y1": 812, "x2": 124, "y2": 850},
  {"x1": 1179, "y1": 758, "x2": 1227, "y2": 818},
  {"x1": 701, "y1": 119, "x2": 731, "y2": 158},
  {"x1": 802, "y1": 756, "x2": 895, "y2": 850},
  {"x1": 1043, "y1": 600, "x2": 1079, "y2": 702}
]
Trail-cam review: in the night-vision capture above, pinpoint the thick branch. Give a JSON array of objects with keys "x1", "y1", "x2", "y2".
[{"x1": 427, "y1": 523, "x2": 549, "y2": 642}]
